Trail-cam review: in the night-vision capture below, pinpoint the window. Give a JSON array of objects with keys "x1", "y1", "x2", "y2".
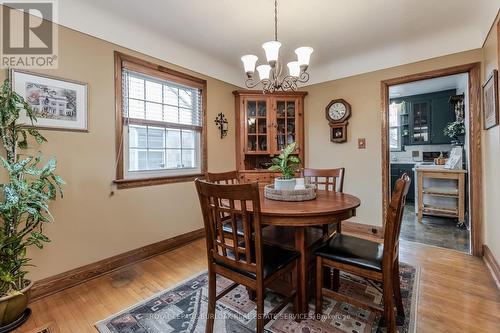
[
  {"x1": 389, "y1": 101, "x2": 403, "y2": 151},
  {"x1": 114, "y1": 52, "x2": 206, "y2": 188}
]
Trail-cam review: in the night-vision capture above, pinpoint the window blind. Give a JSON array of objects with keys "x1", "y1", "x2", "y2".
[{"x1": 122, "y1": 69, "x2": 203, "y2": 127}]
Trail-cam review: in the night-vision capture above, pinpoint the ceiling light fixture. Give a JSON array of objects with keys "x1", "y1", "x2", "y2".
[{"x1": 240, "y1": 0, "x2": 313, "y2": 93}]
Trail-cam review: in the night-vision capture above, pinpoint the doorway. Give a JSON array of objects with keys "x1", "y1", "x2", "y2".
[{"x1": 381, "y1": 63, "x2": 483, "y2": 256}]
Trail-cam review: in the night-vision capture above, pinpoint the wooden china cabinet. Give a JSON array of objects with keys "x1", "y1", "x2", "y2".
[{"x1": 233, "y1": 90, "x2": 307, "y2": 183}]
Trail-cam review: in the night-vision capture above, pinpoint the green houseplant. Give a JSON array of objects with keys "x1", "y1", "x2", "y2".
[
  {"x1": 443, "y1": 119, "x2": 465, "y2": 145},
  {"x1": 0, "y1": 79, "x2": 64, "y2": 327},
  {"x1": 268, "y1": 142, "x2": 301, "y2": 190}
]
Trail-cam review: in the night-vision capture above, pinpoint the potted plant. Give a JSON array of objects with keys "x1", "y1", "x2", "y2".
[
  {"x1": 268, "y1": 142, "x2": 301, "y2": 190},
  {"x1": 443, "y1": 119, "x2": 465, "y2": 146},
  {"x1": 0, "y1": 79, "x2": 64, "y2": 328}
]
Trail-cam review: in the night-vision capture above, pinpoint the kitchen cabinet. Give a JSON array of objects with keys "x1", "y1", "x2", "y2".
[
  {"x1": 410, "y1": 99, "x2": 431, "y2": 144},
  {"x1": 390, "y1": 163, "x2": 415, "y2": 202},
  {"x1": 431, "y1": 94, "x2": 456, "y2": 144},
  {"x1": 233, "y1": 90, "x2": 307, "y2": 180},
  {"x1": 391, "y1": 89, "x2": 456, "y2": 146}
]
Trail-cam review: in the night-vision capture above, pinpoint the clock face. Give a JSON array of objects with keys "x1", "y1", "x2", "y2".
[{"x1": 328, "y1": 102, "x2": 347, "y2": 121}]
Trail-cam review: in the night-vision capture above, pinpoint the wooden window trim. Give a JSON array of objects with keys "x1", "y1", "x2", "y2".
[{"x1": 114, "y1": 51, "x2": 207, "y2": 189}]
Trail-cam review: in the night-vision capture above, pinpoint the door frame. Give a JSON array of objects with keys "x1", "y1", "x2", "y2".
[{"x1": 380, "y1": 62, "x2": 482, "y2": 256}]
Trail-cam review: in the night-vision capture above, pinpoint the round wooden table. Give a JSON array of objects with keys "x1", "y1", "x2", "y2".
[{"x1": 251, "y1": 188, "x2": 361, "y2": 314}]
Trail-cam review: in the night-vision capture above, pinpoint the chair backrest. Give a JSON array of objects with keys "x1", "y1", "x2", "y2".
[
  {"x1": 383, "y1": 173, "x2": 411, "y2": 266},
  {"x1": 205, "y1": 171, "x2": 240, "y2": 184},
  {"x1": 303, "y1": 168, "x2": 345, "y2": 192},
  {"x1": 195, "y1": 179, "x2": 263, "y2": 278}
]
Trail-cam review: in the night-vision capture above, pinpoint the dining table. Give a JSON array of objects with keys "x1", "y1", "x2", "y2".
[{"x1": 248, "y1": 188, "x2": 361, "y2": 314}]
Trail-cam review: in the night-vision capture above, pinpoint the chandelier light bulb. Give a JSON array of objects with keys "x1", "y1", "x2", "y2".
[
  {"x1": 262, "y1": 41, "x2": 281, "y2": 67},
  {"x1": 287, "y1": 61, "x2": 301, "y2": 77},
  {"x1": 241, "y1": 55, "x2": 258, "y2": 76},
  {"x1": 295, "y1": 47, "x2": 313, "y2": 68},
  {"x1": 256, "y1": 65, "x2": 272, "y2": 80}
]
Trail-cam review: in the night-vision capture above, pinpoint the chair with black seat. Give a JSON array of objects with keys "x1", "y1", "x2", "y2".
[
  {"x1": 314, "y1": 173, "x2": 411, "y2": 333},
  {"x1": 195, "y1": 179, "x2": 300, "y2": 333},
  {"x1": 205, "y1": 171, "x2": 244, "y2": 239},
  {"x1": 303, "y1": 167, "x2": 345, "y2": 239},
  {"x1": 205, "y1": 170, "x2": 240, "y2": 185}
]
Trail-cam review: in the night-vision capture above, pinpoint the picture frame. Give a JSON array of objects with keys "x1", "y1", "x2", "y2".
[
  {"x1": 482, "y1": 69, "x2": 498, "y2": 130},
  {"x1": 10, "y1": 69, "x2": 88, "y2": 132}
]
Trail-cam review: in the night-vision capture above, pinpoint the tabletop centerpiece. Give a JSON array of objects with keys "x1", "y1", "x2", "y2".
[{"x1": 265, "y1": 142, "x2": 316, "y2": 201}]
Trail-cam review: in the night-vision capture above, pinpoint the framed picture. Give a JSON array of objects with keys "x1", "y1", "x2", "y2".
[
  {"x1": 483, "y1": 69, "x2": 498, "y2": 130},
  {"x1": 11, "y1": 69, "x2": 88, "y2": 131}
]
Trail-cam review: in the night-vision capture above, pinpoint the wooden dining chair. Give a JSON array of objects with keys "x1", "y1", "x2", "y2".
[
  {"x1": 314, "y1": 173, "x2": 411, "y2": 333},
  {"x1": 195, "y1": 179, "x2": 300, "y2": 333},
  {"x1": 303, "y1": 167, "x2": 345, "y2": 238},
  {"x1": 205, "y1": 171, "x2": 245, "y2": 239},
  {"x1": 205, "y1": 170, "x2": 240, "y2": 185}
]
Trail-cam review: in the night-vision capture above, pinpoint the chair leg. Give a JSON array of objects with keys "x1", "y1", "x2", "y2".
[
  {"x1": 315, "y1": 256, "x2": 323, "y2": 318},
  {"x1": 205, "y1": 269, "x2": 216, "y2": 333},
  {"x1": 292, "y1": 264, "x2": 300, "y2": 319},
  {"x1": 246, "y1": 287, "x2": 256, "y2": 301},
  {"x1": 321, "y1": 224, "x2": 329, "y2": 240},
  {"x1": 393, "y1": 263, "x2": 405, "y2": 318},
  {"x1": 382, "y1": 279, "x2": 396, "y2": 333},
  {"x1": 256, "y1": 281, "x2": 265, "y2": 333},
  {"x1": 332, "y1": 268, "x2": 340, "y2": 291}
]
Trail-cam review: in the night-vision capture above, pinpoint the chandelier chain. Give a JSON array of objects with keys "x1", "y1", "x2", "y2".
[{"x1": 274, "y1": 0, "x2": 278, "y2": 41}]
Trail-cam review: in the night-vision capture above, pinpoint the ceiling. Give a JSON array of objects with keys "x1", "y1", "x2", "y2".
[
  {"x1": 389, "y1": 73, "x2": 468, "y2": 98},
  {"x1": 58, "y1": 0, "x2": 499, "y2": 87}
]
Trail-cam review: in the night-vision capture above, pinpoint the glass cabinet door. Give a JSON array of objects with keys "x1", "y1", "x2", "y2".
[
  {"x1": 246, "y1": 100, "x2": 268, "y2": 152},
  {"x1": 275, "y1": 99, "x2": 296, "y2": 152},
  {"x1": 411, "y1": 101, "x2": 430, "y2": 144}
]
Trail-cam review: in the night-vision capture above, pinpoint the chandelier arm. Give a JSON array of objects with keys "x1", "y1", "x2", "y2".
[
  {"x1": 244, "y1": 77, "x2": 265, "y2": 89},
  {"x1": 281, "y1": 76, "x2": 297, "y2": 91},
  {"x1": 297, "y1": 71, "x2": 310, "y2": 83}
]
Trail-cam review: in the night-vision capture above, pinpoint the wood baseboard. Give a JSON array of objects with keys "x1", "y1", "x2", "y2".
[
  {"x1": 483, "y1": 244, "x2": 500, "y2": 288},
  {"x1": 31, "y1": 228, "x2": 205, "y2": 301},
  {"x1": 342, "y1": 221, "x2": 383, "y2": 239}
]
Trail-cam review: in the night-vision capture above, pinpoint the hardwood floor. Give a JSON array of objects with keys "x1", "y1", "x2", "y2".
[{"x1": 15, "y1": 238, "x2": 500, "y2": 333}]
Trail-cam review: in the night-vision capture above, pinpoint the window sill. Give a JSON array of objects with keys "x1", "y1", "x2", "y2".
[{"x1": 113, "y1": 173, "x2": 204, "y2": 189}]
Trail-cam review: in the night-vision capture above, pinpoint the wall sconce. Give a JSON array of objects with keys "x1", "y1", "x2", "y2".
[{"x1": 214, "y1": 113, "x2": 228, "y2": 139}]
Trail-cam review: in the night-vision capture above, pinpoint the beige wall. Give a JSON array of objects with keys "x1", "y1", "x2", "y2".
[
  {"x1": 482, "y1": 15, "x2": 500, "y2": 261},
  {"x1": 0, "y1": 24, "x2": 237, "y2": 280},
  {"x1": 304, "y1": 49, "x2": 483, "y2": 227},
  {"x1": 3, "y1": 9, "x2": 498, "y2": 282}
]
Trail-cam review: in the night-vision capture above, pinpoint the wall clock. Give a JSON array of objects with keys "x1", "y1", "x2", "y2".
[{"x1": 325, "y1": 99, "x2": 351, "y2": 143}]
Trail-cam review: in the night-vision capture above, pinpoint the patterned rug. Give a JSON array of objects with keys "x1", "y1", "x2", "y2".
[{"x1": 96, "y1": 263, "x2": 419, "y2": 333}]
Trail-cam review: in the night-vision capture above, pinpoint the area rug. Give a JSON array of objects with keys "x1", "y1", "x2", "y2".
[{"x1": 96, "y1": 263, "x2": 419, "y2": 333}]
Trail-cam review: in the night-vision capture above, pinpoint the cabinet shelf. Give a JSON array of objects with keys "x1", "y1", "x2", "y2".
[
  {"x1": 422, "y1": 187, "x2": 459, "y2": 198},
  {"x1": 422, "y1": 205, "x2": 458, "y2": 217}
]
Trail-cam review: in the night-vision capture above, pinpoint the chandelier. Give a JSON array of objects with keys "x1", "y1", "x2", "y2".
[{"x1": 240, "y1": 0, "x2": 313, "y2": 93}]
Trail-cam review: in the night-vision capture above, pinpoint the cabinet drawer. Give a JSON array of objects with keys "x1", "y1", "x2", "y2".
[{"x1": 239, "y1": 172, "x2": 276, "y2": 184}]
